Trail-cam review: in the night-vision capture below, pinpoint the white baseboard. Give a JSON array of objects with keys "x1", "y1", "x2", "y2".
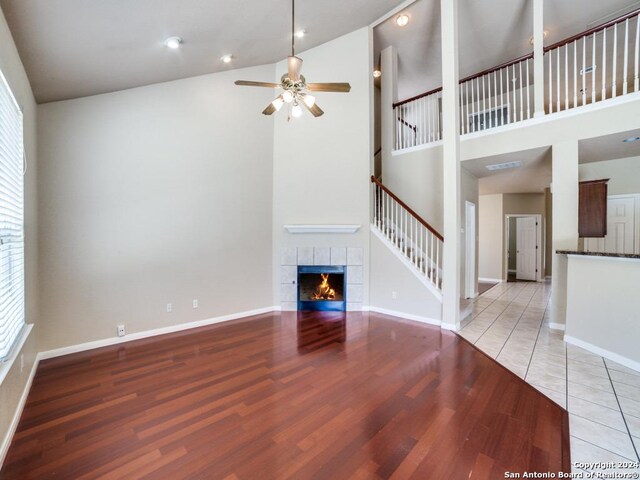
[
  {"x1": 508, "y1": 269, "x2": 516, "y2": 273},
  {"x1": 478, "y1": 277, "x2": 503, "y2": 283},
  {"x1": 441, "y1": 322, "x2": 459, "y2": 332},
  {"x1": 367, "y1": 306, "x2": 441, "y2": 327},
  {"x1": 548, "y1": 322, "x2": 566, "y2": 331},
  {"x1": 39, "y1": 306, "x2": 280, "y2": 361},
  {"x1": 0, "y1": 352, "x2": 40, "y2": 469},
  {"x1": 564, "y1": 335, "x2": 640, "y2": 373}
]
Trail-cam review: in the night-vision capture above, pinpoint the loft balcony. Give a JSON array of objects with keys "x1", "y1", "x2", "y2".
[{"x1": 385, "y1": 8, "x2": 640, "y2": 152}]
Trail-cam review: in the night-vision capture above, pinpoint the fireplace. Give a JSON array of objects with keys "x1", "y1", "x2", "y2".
[{"x1": 298, "y1": 265, "x2": 346, "y2": 311}]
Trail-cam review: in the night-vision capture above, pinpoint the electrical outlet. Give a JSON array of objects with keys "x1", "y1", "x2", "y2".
[
  {"x1": 117, "y1": 325, "x2": 126, "y2": 337},
  {"x1": 166, "y1": 303, "x2": 173, "y2": 313},
  {"x1": 20, "y1": 353, "x2": 24, "y2": 372},
  {"x1": 192, "y1": 299, "x2": 198, "y2": 309},
  {"x1": 391, "y1": 291, "x2": 397, "y2": 299}
]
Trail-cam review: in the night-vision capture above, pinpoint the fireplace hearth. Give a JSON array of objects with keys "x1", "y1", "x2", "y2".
[{"x1": 298, "y1": 265, "x2": 346, "y2": 311}]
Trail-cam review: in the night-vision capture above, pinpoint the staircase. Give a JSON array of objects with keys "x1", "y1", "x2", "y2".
[{"x1": 370, "y1": 176, "x2": 444, "y2": 300}]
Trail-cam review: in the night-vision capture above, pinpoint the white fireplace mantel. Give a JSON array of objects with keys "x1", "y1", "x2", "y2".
[{"x1": 283, "y1": 224, "x2": 361, "y2": 234}]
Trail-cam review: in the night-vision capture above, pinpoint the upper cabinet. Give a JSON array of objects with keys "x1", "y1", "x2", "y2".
[{"x1": 579, "y1": 179, "x2": 609, "y2": 238}]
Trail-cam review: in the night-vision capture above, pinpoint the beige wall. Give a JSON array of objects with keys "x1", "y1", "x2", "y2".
[
  {"x1": 0, "y1": 5, "x2": 39, "y2": 462},
  {"x1": 478, "y1": 194, "x2": 503, "y2": 280},
  {"x1": 579, "y1": 156, "x2": 640, "y2": 195},
  {"x1": 37, "y1": 65, "x2": 275, "y2": 351},
  {"x1": 565, "y1": 256, "x2": 640, "y2": 367},
  {"x1": 272, "y1": 28, "x2": 372, "y2": 305},
  {"x1": 544, "y1": 187, "x2": 553, "y2": 276},
  {"x1": 369, "y1": 232, "x2": 442, "y2": 321},
  {"x1": 478, "y1": 192, "x2": 547, "y2": 281}
]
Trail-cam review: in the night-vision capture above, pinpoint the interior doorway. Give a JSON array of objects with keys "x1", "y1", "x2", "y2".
[{"x1": 505, "y1": 214, "x2": 543, "y2": 282}]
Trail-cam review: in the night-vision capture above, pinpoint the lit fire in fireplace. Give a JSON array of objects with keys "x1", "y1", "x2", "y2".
[{"x1": 312, "y1": 274, "x2": 336, "y2": 300}]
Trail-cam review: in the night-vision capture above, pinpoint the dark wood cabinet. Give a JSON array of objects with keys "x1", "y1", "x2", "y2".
[{"x1": 579, "y1": 179, "x2": 608, "y2": 237}]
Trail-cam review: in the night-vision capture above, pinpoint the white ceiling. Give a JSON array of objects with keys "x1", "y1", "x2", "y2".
[
  {"x1": 463, "y1": 147, "x2": 552, "y2": 195},
  {"x1": 0, "y1": 0, "x2": 405, "y2": 103},
  {"x1": 579, "y1": 128, "x2": 640, "y2": 164},
  {"x1": 375, "y1": 0, "x2": 640, "y2": 101}
]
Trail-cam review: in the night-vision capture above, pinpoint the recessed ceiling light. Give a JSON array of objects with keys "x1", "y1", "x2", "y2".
[
  {"x1": 396, "y1": 14, "x2": 410, "y2": 27},
  {"x1": 373, "y1": 69, "x2": 382, "y2": 78},
  {"x1": 295, "y1": 30, "x2": 306, "y2": 39},
  {"x1": 164, "y1": 36, "x2": 182, "y2": 49},
  {"x1": 221, "y1": 54, "x2": 233, "y2": 63},
  {"x1": 623, "y1": 136, "x2": 640, "y2": 143},
  {"x1": 486, "y1": 160, "x2": 522, "y2": 171},
  {"x1": 529, "y1": 30, "x2": 549, "y2": 45}
]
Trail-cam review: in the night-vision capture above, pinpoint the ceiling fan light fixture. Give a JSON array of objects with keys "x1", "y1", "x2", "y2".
[
  {"x1": 282, "y1": 90, "x2": 294, "y2": 103},
  {"x1": 164, "y1": 36, "x2": 182, "y2": 49},
  {"x1": 373, "y1": 69, "x2": 382, "y2": 78},
  {"x1": 302, "y1": 94, "x2": 316, "y2": 108},
  {"x1": 396, "y1": 14, "x2": 410, "y2": 27},
  {"x1": 291, "y1": 102, "x2": 303, "y2": 118}
]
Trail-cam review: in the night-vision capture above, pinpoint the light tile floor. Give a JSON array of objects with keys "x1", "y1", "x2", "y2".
[{"x1": 459, "y1": 281, "x2": 640, "y2": 476}]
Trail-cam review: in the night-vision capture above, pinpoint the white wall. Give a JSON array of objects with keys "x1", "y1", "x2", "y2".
[
  {"x1": 369, "y1": 232, "x2": 442, "y2": 322},
  {"x1": 565, "y1": 256, "x2": 640, "y2": 368},
  {"x1": 478, "y1": 194, "x2": 503, "y2": 280},
  {"x1": 37, "y1": 65, "x2": 275, "y2": 351},
  {"x1": 272, "y1": 28, "x2": 372, "y2": 307},
  {"x1": 0, "y1": 5, "x2": 39, "y2": 462},
  {"x1": 579, "y1": 156, "x2": 640, "y2": 195}
]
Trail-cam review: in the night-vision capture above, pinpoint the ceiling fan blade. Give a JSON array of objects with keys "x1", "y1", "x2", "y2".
[
  {"x1": 306, "y1": 83, "x2": 351, "y2": 93},
  {"x1": 235, "y1": 80, "x2": 280, "y2": 88},
  {"x1": 262, "y1": 102, "x2": 277, "y2": 115},
  {"x1": 302, "y1": 101, "x2": 324, "y2": 117},
  {"x1": 288, "y1": 56, "x2": 303, "y2": 82}
]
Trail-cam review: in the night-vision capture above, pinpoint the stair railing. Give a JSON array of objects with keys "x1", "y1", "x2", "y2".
[{"x1": 371, "y1": 176, "x2": 444, "y2": 291}]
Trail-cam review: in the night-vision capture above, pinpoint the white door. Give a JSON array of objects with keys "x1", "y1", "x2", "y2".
[
  {"x1": 585, "y1": 197, "x2": 636, "y2": 254},
  {"x1": 465, "y1": 202, "x2": 476, "y2": 298},
  {"x1": 516, "y1": 217, "x2": 537, "y2": 281}
]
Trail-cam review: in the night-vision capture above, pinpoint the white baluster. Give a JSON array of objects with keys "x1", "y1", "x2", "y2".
[
  {"x1": 592, "y1": 34, "x2": 597, "y2": 103},
  {"x1": 499, "y1": 68, "x2": 504, "y2": 125},
  {"x1": 548, "y1": 51, "x2": 553, "y2": 113},
  {"x1": 556, "y1": 48, "x2": 561, "y2": 112},
  {"x1": 577, "y1": 40, "x2": 581, "y2": 107},
  {"x1": 623, "y1": 19, "x2": 629, "y2": 95},
  {"x1": 584, "y1": 37, "x2": 596, "y2": 106},
  {"x1": 635, "y1": 15, "x2": 640, "y2": 92},
  {"x1": 482, "y1": 75, "x2": 487, "y2": 130},
  {"x1": 519, "y1": 61, "x2": 524, "y2": 121},
  {"x1": 603, "y1": 28, "x2": 608, "y2": 100},
  {"x1": 513, "y1": 64, "x2": 517, "y2": 121},
  {"x1": 525, "y1": 60, "x2": 531, "y2": 119},
  {"x1": 490, "y1": 74, "x2": 493, "y2": 128},
  {"x1": 470, "y1": 80, "x2": 476, "y2": 132},
  {"x1": 564, "y1": 44, "x2": 569, "y2": 110},
  {"x1": 613, "y1": 23, "x2": 618, "y2": 98}
]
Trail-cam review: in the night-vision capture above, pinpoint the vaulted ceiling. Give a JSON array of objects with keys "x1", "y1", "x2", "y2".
[
  {"x1": 375, "y1": 0, "x2": 640, "y2": 101},
  {"x1": 0, "y1": 0, "x2": 405, "y2": 103}
]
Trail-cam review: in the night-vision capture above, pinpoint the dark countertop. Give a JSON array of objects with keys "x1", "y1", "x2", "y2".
[{"x1": 556, "y1": 250, "x2": 640, "y2": 259}]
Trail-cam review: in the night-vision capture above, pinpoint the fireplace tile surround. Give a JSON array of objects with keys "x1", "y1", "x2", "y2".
[{"x1": 280, "y1": 247, "x2": 364, "y2": 311}]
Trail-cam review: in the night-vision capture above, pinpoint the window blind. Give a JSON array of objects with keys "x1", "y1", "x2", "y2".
[{"x1": 0, "y1": 70, "x2": 25, "y2": 361}]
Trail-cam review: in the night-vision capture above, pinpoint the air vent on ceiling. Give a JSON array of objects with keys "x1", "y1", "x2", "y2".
[{"x1": 486, "y1": 160, "x2": 522, "y2": 171}]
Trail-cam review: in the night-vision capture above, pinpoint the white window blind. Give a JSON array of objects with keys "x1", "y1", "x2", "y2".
[{"x1": 0, "y1": 70, "x2": 25, "y2": 361}]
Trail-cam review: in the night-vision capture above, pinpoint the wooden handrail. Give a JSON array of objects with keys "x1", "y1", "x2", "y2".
[
  {"x1": 393, "y1": 86, "x2": 443, "y2": 108},
  {"x1": 397, "y1": 117, "x2": 417, "y2": 132},
  {"x1": 371, "y1": 176, "x2": 444, "y2": 241},
  {"x1": 459, "y1": 52, "x2": 533, "y2": 84},
  {"x1": 393, "y1": 7, "x2": 640, "y2": 108},
  {"x1": 544, "y1": 7, "x2": 640, "y2": 53}
]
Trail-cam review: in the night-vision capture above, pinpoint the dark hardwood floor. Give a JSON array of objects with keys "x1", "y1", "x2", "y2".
[{"x1": 1, "y1": 311, "x2": 570, "y2": 479}]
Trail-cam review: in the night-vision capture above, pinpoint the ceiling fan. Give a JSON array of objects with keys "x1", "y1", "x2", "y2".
[{"x1": 234, "y1": 0, "x2": 351, "y2": 119}]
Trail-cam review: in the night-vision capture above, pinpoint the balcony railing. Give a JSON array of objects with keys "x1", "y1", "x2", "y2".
[{"x1": 391, "y1": 8, "x2": 640, "y2": 151}]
